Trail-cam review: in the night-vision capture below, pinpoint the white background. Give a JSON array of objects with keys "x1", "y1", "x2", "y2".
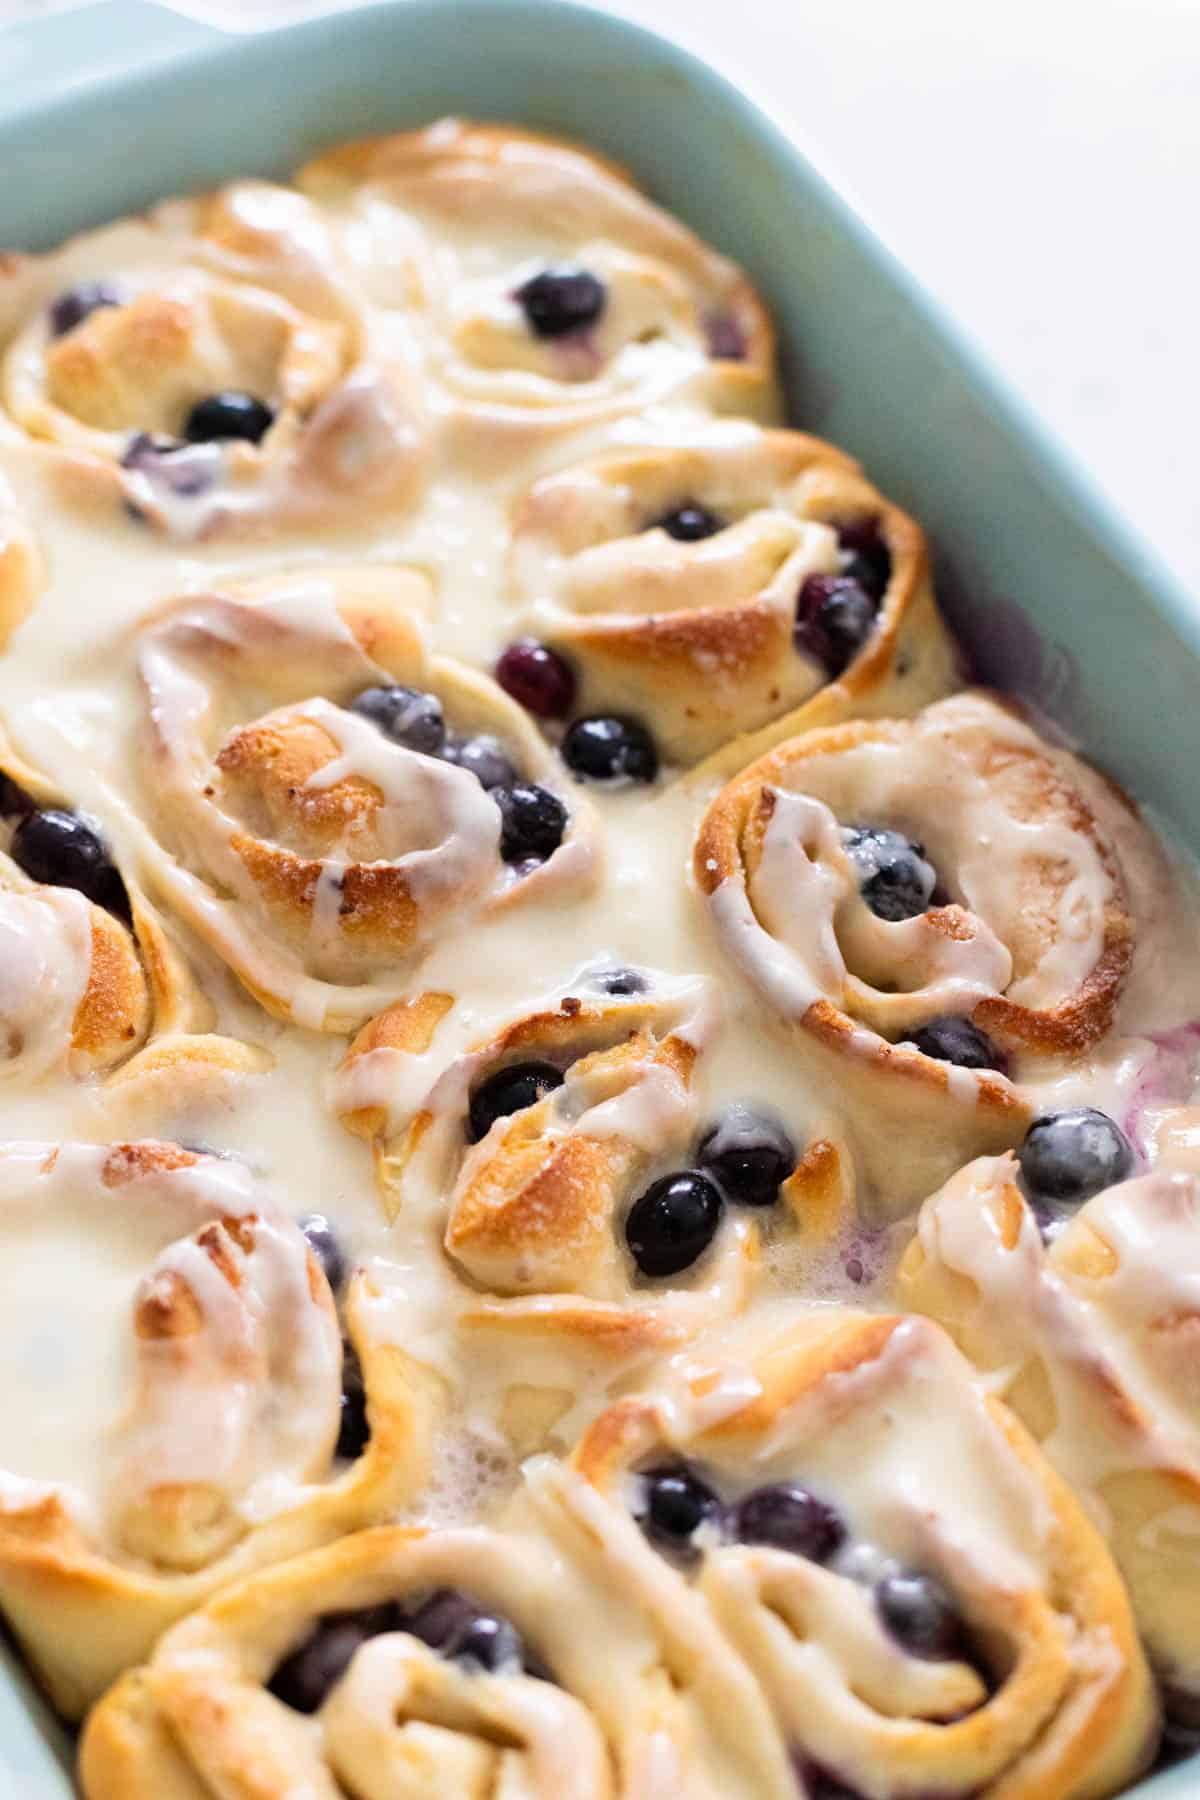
[{"x1": 2, "y1": 0, "x2": 1198, "y2": 592}]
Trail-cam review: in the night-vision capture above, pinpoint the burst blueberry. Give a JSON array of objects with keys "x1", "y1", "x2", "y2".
[
  {"x1": 562, "y1": 715, "x2": 658, "y2": 785},
  {"x1": 268, "y1": 1604, "x2": 401, "y2": 1712},
  {"x1": 795, "y1": 573, "x2": 878, "y2": 677},
  {"x1": 696, "y1": 1105, "x2": 796, "y2": 1207},
  {"x1": 494, "y1": 783, "x2": 567, "y2": 864},
  {"x1": 514, "y1": 265, "x2": 607, "y2": 338},
  {"x1": 336, "y1": 1343, "x2": 369, "y2": 1461},
  {"x1": 729, "y1": 1483, "x2": 846, "y2": 1562},
  {"x1": 1017, "y1": 1108, "x2": 1134, "y2": 1207},
  {"x1": 299, "y1": 1214, "x2": 347, "y2": 1297},
  {"x1": 350, "y1": 685, "x2": 446, "y2": 757},
  {"x1": 10, "y1": 808, "x2": 129, "y2": 918},
  {"x1": 48, "y1": 280, "x2": 122, "y2": 337},
  {"x1": 405, "y1": 1589, "x2": 525, "y2": 1672},
  {"x1": 468, "y1": 1061, "x2": 564, "y2": 1142},
  {"x1": 184, "y1": 390, "x2": 275, "y2": 445},
  {"x1": 625, "y1": 1171, "x2": 723, "y2": 1277},
  {"x1": 495, "y1": 639, "x2": 576, "y2": 719},
  {"x1": 593, "y1": 966, "x2": 647, "y2": 996},
  {"x1": 842, "y1": 826, "x2": 936, "y2": 923},
  {"x1": 837, "y1": 518, "x2": 892, "y2": 600},
  {"x1": 909, "y1": 1015, "x2": 1007, "y2": 1073}
]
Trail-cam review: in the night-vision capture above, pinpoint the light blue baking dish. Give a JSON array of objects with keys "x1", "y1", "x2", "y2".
[{"x1": 1, "y1": 1, "x2": 1197, "y2": 1791}]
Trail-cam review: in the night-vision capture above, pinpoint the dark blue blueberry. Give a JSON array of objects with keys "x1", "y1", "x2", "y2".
[
  {"x1": 625, "y1": 1171, "x2": 723, "y2": 1278},
  {"x1": 639, "y1": 1463, "x2": 722, "y2": 1556},
  {"x1": 795, "y1": 574, "x2": 879, "y2": 677},
  {"x1": 651, "y1": 502, "x2": 725, "y2": 542},
  {"x1": 336, "y1": 1343, "x2": 369, "y2": 1461},
  {"x1": 842, "y1": 826, "x2": 936, "y2": 923},
  {"x1": 494, "y1": 783, "x2": 568, "y2": 864},
  {"x1": 468, "y1": 1061, "x2": 564, "y2": 1143},
  {"x1": 837, "y1": 518, "x2": 892, "y2": 601},
  {"x1": 592, "y1": 966, "x2": 647, "y2": 996},
  {"x1": 405, "y1": 1589, "x2": 533, "y2": 1674},
  {"x1": 909, "y1": 1015, "x2": 1007, "y2": 1073},
  {"x1": 48, "y1": 280, "x2": 122, "y2": 338},
  {"x1": 514, "y1": 265, "x2": 607, "y2": 339},
  {"x1": 299, "y1": 1214, "x2": 347, "y2": 1297},
  {"x1": 495, "y1": 640, "x2": 576, "y2": 719},
  {"x1": 1017, "y1": 1108, "x2": 1134, "y2": 1208},
  {"x1": 269, "y1": 1604, "x2": 401, "y2": 1712},
  {"x1": 876, "y1": 1571, "x2": 964, "y2": 1660},
  {"x1": 729, "y1": 1483, "x2": 846, "y2": 1563},
  {"x1": 183, "y1": 390, "x2": 274, "y2": 445},
  {"x1": 350, "y1": 685, "x2": 446, "y2": 757},
  {"x1": 696, "y1": 1105, "x2": 796, "y2": 1207},
  {"x1": 120, "y1": 432, "x2": 217, "y2": 498},
  {"x1": 10, "y1": 808, "x2": 129, "y2": 918},
  {"x1": 562, "y1": 715, "x2": 658, "y2": 786},
  {"x1": 442, "y1": 733, "x2": 519, "y2": 791}
]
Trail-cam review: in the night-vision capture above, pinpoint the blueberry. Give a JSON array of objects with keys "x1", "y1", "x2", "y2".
[
  {"x1": 876, "y1": 1571, "x2": 964, "y2": 1660},
  {"x1": 494, "y1": 640, "x2": 576, "y2": 719},
  {"x1": 796, "y1": 1763, "x2": 866, "y2": 1800},
  {"x1": 183, "y1": 390, "x2": 274, "y2": 445},
  {"x1": 795, "y1": 574, "x2": 878, "y2": 677},
  {"x1": 639, "y1": 1463, "x2": 722, "y2": 1556},
  {"x1": 696, "y1": 1105, "x2": 796, "y2": 1207},
  {"x1": 442, "y1": 733, "x2": 518, "y2": 791},
  {"x1": 909, "y1": 1016, "x2": 1007, "y2": 1073},
  {"x1": 1017, "y1": 1108, "x2": 1134, "y2": 1208},
  {"x1": 405, "y1": 1589, "x2": 529, "y2": 1674},
  {"x1": 651, "y1": 502, "x2": 725, "y2": 542},
  {"x1": 704, "y1": 310, "x2": 748, "y2": 361},
  {"x1": 592, "y1": 966, "x2": 647, "y2": 996},
  {"x1": 562, "y1": 715, "x2": 658, "y2": 786},
  {"x1": 336, "y1": 1343, "x2": 369, "y2": 1461},
  {"x1": 494, "y1": 783, "x2": 568, "y2": 864},
  {"x1": 513, "y1": 265, "x2": 607, "y2": 339},
  {"x1": 268, "y1": 1604, "x2": 401, "y2": 1712},
  {"x1": 625, "y1": 1171, "x2": 723, "y2": 1278},
  {"x1": 468, "y1": 1061, "x2": 564, "y2": 1143},
  {"x1": 48, "y1": 280, "x2": 122, "y2": 338},
  {"x1": 119, "y1": 432, "x2": 216, "y2": 497},
  {"x1": 729, "y1": 1483, "x2": 845, "y2": 1563},
  {"x1": 10, "y1": 808, "x2": 129, "y2": 918},
  {"x1": 837, "y1": 519, "x2": 892, "y2": 601},
  {"x1": 0, "y1": 773, "x2": 33, "y2": 819},
  {"x1": 299, "y1": 1214, "x2": 347, "y2": 1297},
  {"x1": 842, "y1": 826, "x2": 936, "y2": 923},
  {"x1": 349, "y1": 685, "x2": 446, "y2": 757}
]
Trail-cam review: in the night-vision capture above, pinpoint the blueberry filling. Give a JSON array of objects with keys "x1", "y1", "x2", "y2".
[
  {"x1": 494, "y1": 783, "x2": 567, "y2": 865},
  {"x1": 299, "y1": 1214, "x2": 348, "y2": 1297},
  {"x1": 467, "y1": 1061, "x2": 565, "y2": 1143},
  {"x1": 336, "y1": 1343, "x2": 369, "y2": 1462},
  {"x1": 651, "y1": 502, "x2": 725, "y2": 542},
  {"x1": 513, "y1": 265, "x2": 607, "y2": 339},
  {"x1": 1017, "y1": 1108, "x2": 1134, "y2": 1210},
  {"x1": 591, "y1": 966, "x2": 647, "y2": 997},
  {"x1": 349, "y1": 684, "x2": 447, "y2": 757},
  {"x1": 268, "y1": 1591, "x2": 542, "y2": 1714},
  {"x1": 48, "y1": 280, "x2": 123, "y2": 338},
  {"x1": 842, "y1": 826, "x2": 937, "y2": 923},
  {"x1": 562, "y1": 715, "x2": 659, "y2": 786},
  {"x1": 10, "y1": 808, "x2": 130, "y2": 920},
  {"x1": 624, "y1": 1170, "x2": 723, "y2": 1278},
  {"x1": 728, "y1": 1483, "x2": 846, "y2": 1564},
  {"x1": 119, "y1": 433, "x2": 218, "y2": 498},
  {"x1": 183, "y1": 390, "x2": 275, "y2": 445},
  {"x1": 639, "y1": 1464, "x2": 722, "y2": 1558},
  {"x1": 703, "y1": 310, "x2": 748, "y2": 361},
  {"x1": 696, "y1": 1105, "x2": 796, "y2": 1207},
  {"x1": 442, "y1": 733, "x2": 518, "y2": 792},
  {"x1": 795, "y1": 573, "x2": 879, "y2": 678},
  {"x1": 495, "y1": 640, "x2": 576, "y2": 719},
  {"x1": 875, "y1": 1571, "x2": 965, "y2": 1661},
  {"x1": 837, "y1": 519, "x2": 892, "y2": 601},
  {"x1": 908, "y1": 1016, "x2": 1007, "y2": 1073}
]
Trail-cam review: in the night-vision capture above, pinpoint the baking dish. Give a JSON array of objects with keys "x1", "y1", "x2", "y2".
[{"x1": 1, "y1": 0, "x2": 1198, "y2": 1791}]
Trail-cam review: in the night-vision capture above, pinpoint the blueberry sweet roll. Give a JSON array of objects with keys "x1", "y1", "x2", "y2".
[
  {"x1": 695, "y1": 692, "x2": 1140, "y2": 1210},
  {"x1": 0, "y1": 1142, "x2": 425, "y2": 1716},
  {"x1": 900, "y1": 1144, "x2": 1200, "y2": 1721},
  {"x1": 0, "y1": 181, "x2": 425, "y2": 536},
  {"x1": 132, "y1": 565, "x2": 595, "y2": 1030},
  {"x1": 547, "y1": 1307, "x2": 1157, "y2": 1798},
  {"x1": 507, "y1": 429, "x2": 957, "y2": 764},
  {"x1": 299, "y1": 119, "x2": 780, "y2": 460}
]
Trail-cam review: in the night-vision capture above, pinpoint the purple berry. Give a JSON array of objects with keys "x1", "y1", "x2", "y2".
[
  {"x1": 729, "y1": 1483, "x2": 845, "y2": 1563},
  {"x1": 837, "y1": 519, "x2": 892, "y2": 600},
  {"x1": 495, "y1": 640, "x2": 576, "y2": 719},
  {"x1": 795, "y1": 574, "x2": 879, "y2": 677}
]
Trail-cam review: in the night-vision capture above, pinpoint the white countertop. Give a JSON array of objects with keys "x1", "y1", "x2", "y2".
[{"x1": 2, "y1": 0, "x2": 1197, "y2": 592}]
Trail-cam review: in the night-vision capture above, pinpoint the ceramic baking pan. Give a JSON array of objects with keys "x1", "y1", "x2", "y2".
[{"x1": 0, "y1": 1, "x2": 1196, "y2": 1790}]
